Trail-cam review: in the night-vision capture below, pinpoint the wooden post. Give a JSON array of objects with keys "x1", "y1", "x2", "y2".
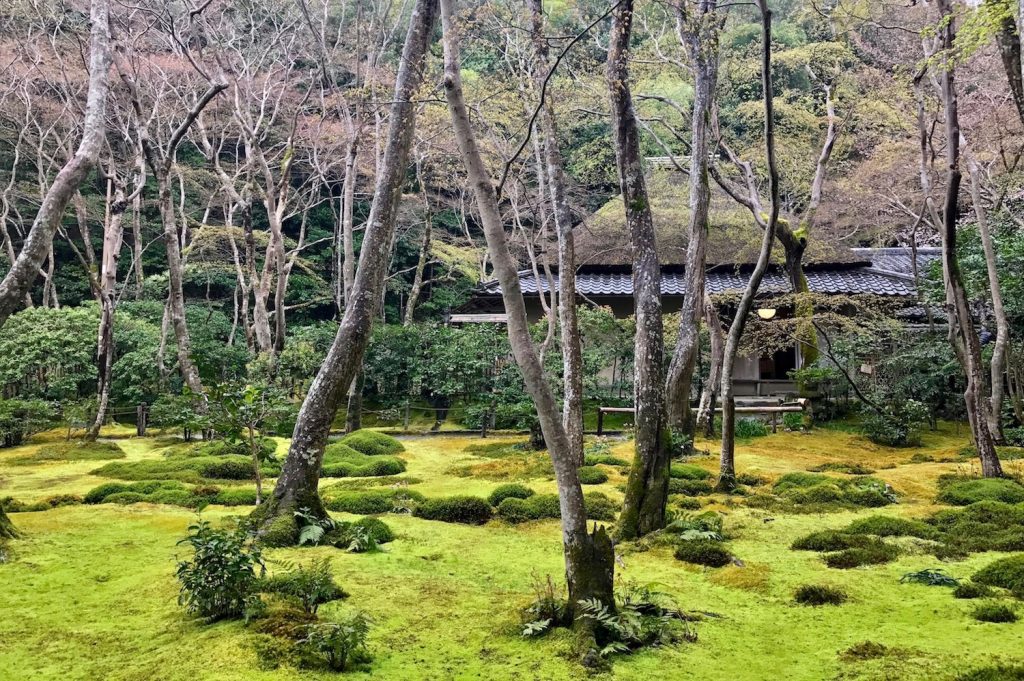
[
  {"x1": 403, "y1": 399, "x2": 410, "y2": 431},
  {"x1": 137, "y1": 402, "x2": 147, "y2": 437},
  {"x1": 771, "y1": 410, "x2": 777, "y2": 433},
  {"x1": 597, "y1": 408, "x2": 604, "y2": 436}
]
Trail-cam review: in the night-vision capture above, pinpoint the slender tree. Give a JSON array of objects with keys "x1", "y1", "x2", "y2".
[
  {"x1": 254, "y1": 0, "x2": 439, "y2": 529},
  {"x1": 608, "y1": 0, "x2": 670, "y2": 539},
  {"x1": 440, "y1": 0, "x2": 614, "y2": 653},
  {"x1": 718, "y1": 0, "x2": 780, "y2": 489},
  {"x1": 665, "y1": 0, "x2": 722, "y2": 436}
]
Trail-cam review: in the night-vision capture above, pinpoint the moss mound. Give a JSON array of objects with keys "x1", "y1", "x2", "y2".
[
  {"x1": 957, "y1": 666, "x2": 1024, "y2": 681},
  {"x1": 936, "y1": 477, "x2": 1024, "y2": 506},
  {"x1": 584, "y1": 454, "x2": 629, "y2": 467},
  {"x1": 577, "y1": 466, "x2": 608, "y2": 485},
  {"x1": 927, "y1": 502, "x2": 1024, "y2": 555},
  {"x1": 794, "y1": 584, "x2": 847, "y2": 606},
  {"x1": 413, "y1": 496, "x2": 493, "y2": 524},
  {"x1": 486, "y1": 483, "x2": 535, "y2": 507},
  {"x1": 668, "y1": 478, "x2": 714, "y2": 496},
  {"x1": 322, "y1": 489, "x2": 425, "y2": 515},
  {"x1": 11, "y1": 440, "x2": 125, "y2": 465},
  {"x1": 844, "y1": 515, "x2": 939, "y2": 539},
  {"x1": 953, "y1": 582, "x2": 993, "y2": 599},
  {"x1": 670, "y1": 464, "x2": 713, "y2": 480},
  {"x1": 673, "y1": 539, "x2": 732, "y2": 567},
  {"x1": 972, "y1": 555, "x2": 1024, "y2": 597},
  {"x1": 91, "y1": 456, "x2": 278, "y2": 484},
  {"x1": 758, "y1": 472, "x2": 896, "y2": 511},
  {"x1": 328, "y1": 516, "x2": 395, "y2": 546},
  {"x1": 791, "y1": 530, "x2": 873, "y2": 552},
  {"x1": 971, "y1": 602, "x2": 1018, "y2": 623},
  {"x1": 823, "y1": 540, "x2": 900, "y2": 569},
  {"x1": 338, "y1": 430, "x2": 405, "y2": 456}
]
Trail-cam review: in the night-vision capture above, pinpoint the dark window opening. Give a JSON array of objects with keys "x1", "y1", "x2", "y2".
[{"x1": 759, "y1": 347, "x2": 797, "y2": 381}]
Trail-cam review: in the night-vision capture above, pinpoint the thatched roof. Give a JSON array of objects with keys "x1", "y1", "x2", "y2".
[{"x1": 574, "y1": 171, "x2": 861, "y2": 267}]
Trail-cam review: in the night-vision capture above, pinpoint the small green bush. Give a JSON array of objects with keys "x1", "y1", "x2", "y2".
[
  {"x1": 936, "y1": 477, "x2": 1024, "y2": 506},
  {"x1": 487, "y1": 483, "x2": 535, "y2": 507},
  {"x1": 299, "y1": 614, "x2": 372, "y2": 672},
  {"x1": 260, "y1": 558, "x2": 346, "y2": 614},
  {"x1": 844, "y1": 515, "x2": 938, "y2": 539},
  {"x1": 794, "y1": 584, "x2": 847, "y2": 606},
  {"x1": 791, "y1": 530, "x2": 872, "y2": 552},
  {"x1": 670, "y1": 464, "x2": 712, "y2": 480},
  {"x1": 861, "y1": 400, "x2": 929, "y2": 446},
  {"x1": 971, "y1": 602, "x2": 1018, "y2": 623},
  {"x1": 673, "y1": 538, "x2": 732, "y2": 567},
  {"x1": 338, "y1": 430, "x2": 405, "y2": 456},
  {"x1": 928, "y1": 501, "x2": 1024, "y2": 554},
  {"x1": 496, "y1": 493, "x2": 565, "y2": 523},
  {"x1": 495, "y1": 497, "x2": 533, "y2": 523},
  {"x1": 973, "y1": 555, "x2": 1024, "y2": 596},
  {"x1": 577, "y1": 466, "x2": 608, "y2": 485},
  {"x1": 103, "y1": 492, "x2": 149, "y2": 505},
  {"x1": 583, "y1": 492, "x2": 619, "y2": 521},
  {"x1": 953, "y1": 582, "x2": 993, "y2": 599},
  {"x1": 823, "y1": 540, "x2": 900, "y2": 569},
  {"x1": 84, "y1": 482, "x2": 131, "y2": 504},
  {"x1": 176, "y1": 520, "x2": 264, "y2": 621},
  {"x1": 413, "y1": 496, "x2": 493, "y2": 524}
]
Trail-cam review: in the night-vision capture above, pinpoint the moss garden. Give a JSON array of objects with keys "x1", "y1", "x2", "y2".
[{"x1": 0, "y1": 423, "x2": 1020, "y2": 681}]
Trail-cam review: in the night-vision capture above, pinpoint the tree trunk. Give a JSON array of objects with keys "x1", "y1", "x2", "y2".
[
  {"x1": 608, "y1": 0, "x2": 669, "y2": 540},
  {"x1": 403, "y1": 213, "x2": 431, "y2": 327},
  {"x1": 341, "y1": 138, "x2": 358, "y2": 311},
  {"x1": 0, "y1": 505, "x2": 17, "y2": 540},
  {"x1": 697, "y1": 293, "x2": 724, "y2": 435},
  {"x1": 254, "y1": 0, "x2": 439, "y2": 532},
  {"x1": 440, "y1": 0, "x2": 613, "y2": 652},
  {"x1": 719, "y1": 0, "x2": 780, "y2": 490},
  {"x1": 665, "y1": 0, "x2": 721, "y2": 437},
  {"x1": 0, "y1": 0, "x2": 111, "y2": 327},
  {"x1": 88, "y1": 187, "x2": 128, "y2": 440},
  {"x1": 345, "y1": 371, "x2": 364, "y2": 433},
  {"x1": 964, "y1": 147, "x2": 1009, "y2": 444},
  {"x1": 935, "y1": 0, "x2": 1003, "y2": 478},
  {"x1": 993, "y1": 1, "x2": 1024, "y2": 127},
  {"x1": 527, "y1": 0, "x2": 585, "y2": 467}
]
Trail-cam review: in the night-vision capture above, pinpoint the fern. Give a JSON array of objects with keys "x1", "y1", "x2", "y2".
[
  {"x1": 298, "y1": 523, "x2": 325, "y2": 546},
  {"x1": 521, "y1": 619, "x2": 552, "y2": 637}
]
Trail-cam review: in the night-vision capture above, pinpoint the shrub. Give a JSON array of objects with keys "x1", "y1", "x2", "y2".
[
  {"x1": 783, "y1": 412, "x2": 804, "y2": 431},
  {"x1": 496, "y1": 497, "x2": 533, "y2": 523},
  {"x1": 338, "y1": 430, "x2": 405, "y2": 456},
  {"x1": 973, "y1": 555, "x2": 1024, "y2": 596},
  {"x1": 668, "y1": 478, "x2": 714, "y2": 496},
  {"x1": 577, "y1": 466, "x2": 608, "y2": 485},
  {"x1": 900, "y1": 569, "x2": 959, "y2": 586},
  {"x1": 936, "y1": 477, "x2": 1024, "y2": 506},
  {"x1": 670, "y1": 464, "x2": 712, "y2": 480},
  {"x1": 487, "y1": 483, "x2": 535, "y2": 506},
  {"x1": 953, "y1": 582, "x2": 993, "y2": 599},
  {"x1": 584, "y1": 492, "x2": 619, "y2": 521},
  {"x1": 413, "y1": 496, "x2": 493, "y2": 524},
  {"x1": 793, "y1": 584, "x2": 847, "y2": 605},
  {"x1": 299, "y1": 614, "x2": 372, "y2": 672},
  {"x1": 928, "y1": 501, "x2": 1024, "y2": 554},
  {"x1": 84, "y1": 482, "x2": 131, "y2": 504},
  {"x1": 735, "y1": 417, "x2": 769, "y2": 439},
  {"x1": 844, "y1": 515, "x2": 938, "y2": 539},
  {"x1": 823, "y1": 541, "x2": 900, "y2": 569},
  {"x1": 971, "y1": 602, "x2": 1018, "y2": 623},
  {"x1": 103, "y1": 492, "x2": 149, "y2": 505},
  {"x1": 259, "y1": 558, "x2": 346, "y2": 615},
  {"x1": 791, "y1": 530, "x2": 872, "y2": 552},
  {"x1": 175, "y1": 520, "x2": 264, "y2": 621},
  {"x1": 673, "y1": 538, "x2": 732, "y2": 567},
  {"x1": 861, "y1": 400, "x2": 929, "y2": 446}
]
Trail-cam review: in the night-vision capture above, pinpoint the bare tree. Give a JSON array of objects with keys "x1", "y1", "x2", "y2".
[
  {"x1": 664, "y1": 0, "x2": 722, "y2": 436},
  {"x1": 440, "y1": 0, "x2": 614, "y2": 653},
  {"x1": 0, "y1": 0, "x2": 112, "y2": 326},
  {"x1": 254, "y1": 0, "x2": 439, "y2": 530},
  {"x1": 608, "y1": 0, "x2": 670, "y2": 540},
  {"x1": 718, "y1": 0, "x2": 780, "y2": 490},
  {"x1": 934, "y1": 0, "x2": 1003, "y2": 477}
]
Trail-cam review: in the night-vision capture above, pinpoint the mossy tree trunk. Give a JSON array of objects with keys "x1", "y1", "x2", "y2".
[
  {"x1": 254, "y1": 0, "x2": 439, "y2": 533},
  {"x1": 608, "y1": 0, "x2": 670, "y2": 541},
  {"x1": 665, "y1": 0, "x2": 722, "y2": 439},
  {"x1": 439, "y1": 0, "x2": 614, "y2": 658}
]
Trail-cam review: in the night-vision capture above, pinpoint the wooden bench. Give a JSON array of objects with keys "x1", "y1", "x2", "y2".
[{"x1": 595, "y1": 400, "x2": 807, "y2": 435}]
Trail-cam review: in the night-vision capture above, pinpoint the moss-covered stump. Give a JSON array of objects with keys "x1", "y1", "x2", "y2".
[
  {"x1": 0, "y1": 506, "x2": 18, "y2": 540},
  {"x1": 249, "y1": 490, "x2": 330, "y2": 547}
]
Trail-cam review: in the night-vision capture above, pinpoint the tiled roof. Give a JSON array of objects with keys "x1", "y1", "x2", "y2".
[
  {"x1": 480, "y1": 266, "x2": 917, "y2": 298},
  {"x1": 853, "y1": 247, "x2": 941, "y2": 280}
]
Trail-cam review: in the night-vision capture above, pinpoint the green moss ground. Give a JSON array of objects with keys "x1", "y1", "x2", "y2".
[{"x1": 1, "y1": 424, "x2": 1022, "y2": 680}]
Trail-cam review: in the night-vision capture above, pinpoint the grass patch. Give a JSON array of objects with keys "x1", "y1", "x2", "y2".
[
  {"x1": 971, "y1": 602, "x2": 1019, "y2": 623},
  {"x1": 957, "y1": 666, "x2": 1024, "y2": 680}
]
